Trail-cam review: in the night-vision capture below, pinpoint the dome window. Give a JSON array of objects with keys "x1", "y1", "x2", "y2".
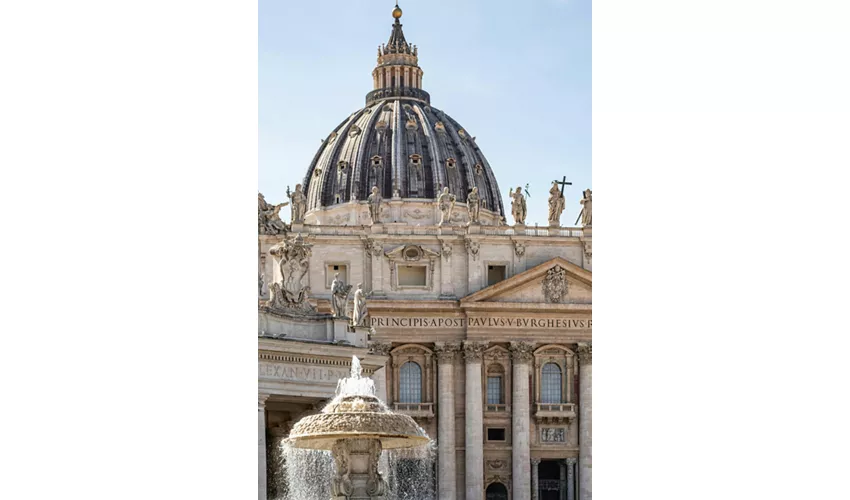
[
  {"x1": 337, "y1": 160, "x2": 349, "y2": 172},
  {"x1": 371, "y1": 156, "x2": 383, "y2": 169},
  {"x1": 348, "y1": 125, "x2": 361, "y2": 137},
  {"x1": 375, "y1": 120, "x2": 388, "y2": 131},
  {"x1": 458, "y1": 129, "x2": 468, "y2": 141},
  {"x1": 446, "y1": 158, "x2": 457, "y2": 169},
  {"x1": 408, "y1": 154, "x2": 422, "y2": 167},
  {"x1": 434, "y1": 121, "x2": 446, "y2": 134},
  {"x1": 474, "y1": 164, "x2": 483, "y2": 176}
]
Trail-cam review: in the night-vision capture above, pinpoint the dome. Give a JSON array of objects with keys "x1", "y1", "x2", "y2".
[{"x1": 300, "y1": 5, "x2": 505, "y2": 221}]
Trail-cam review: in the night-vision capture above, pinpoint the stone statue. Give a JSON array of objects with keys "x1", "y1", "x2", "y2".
[
  {"x1": 330, "y1": 273, "x2": 352, "y2": 318},
  {"x1": 578, "y1": 188, "x2": 592, "y2": 226},
  {"x1": 258, "y1": 273, "x2": 265, "y2": 298},
  {"x1": 466, "y1": 186, "x2": 481, "y2": 225},
  {"x1": 510, "y1": 186, "x2": 527, "y2": 225},
  {"x1": 548, "y1": 181, "x2": 566, "y2": 227},
  {"x1": 258, "y1": 192, "x2": 289, "y2": 235},
  {"x1": 286, "y1": 184, "x2": 307, "y2": 224},
  {"x1": 436, "y1": 187, "x2": 456, "y2": 226},
  {"x1": 351, "y1": 283, "x2": 370, "y2": 327},
  {"x1": 268, "y1": 234, "x2": 315, "y2": 312},
  {"x1": 367, "y1": 186, "x2": 382, "y2": 224}
]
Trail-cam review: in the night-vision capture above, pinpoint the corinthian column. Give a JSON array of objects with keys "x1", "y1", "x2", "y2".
[
  {"x1": 510, "y1": 341, "x2": 535, "y2": 500},
  {"x1": 259, "y1": 394, "x2": 269, "y2": 500},
  {"x1": 531, "y1": 458, "x2": 541, "y2": 500},
  {"x1": 577, "y1": 343, "x2": 592, "y2": 500},
  {"x1": 464, "y1": 341, "x2": 488, "y2": 500},
  {"x1": 566, "y1": 457, "x2": 577, "y2": 500},
  {"x1": 435, "y1": 342, "x2": 461, "y2": 500}
]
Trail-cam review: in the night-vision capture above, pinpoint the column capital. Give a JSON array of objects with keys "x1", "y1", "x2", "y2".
[
  {"x1": 509, "y1": 341, "x2": 536, "y2": 364},
  {"x1": 463, "y1": 341, "x2": 489, "y2": 362},
  {"x1": 434, "y1": 341, "x2": 462, "y2": 363},
  {"x1": 531, "y1": 458, "x2": 542, "y2": 466},
  {"x1": 566, "y1": 457, "x2": 577, "y2": 466},
  {"x1": 576, "y1": 342, "x2": 592, "y2": 365},
  {"x1": 259, "y1": 393, "x2": 270, "y2": 410},
  {"x1": 368, "y1": 341, "x2": 393, "y2": 356}
]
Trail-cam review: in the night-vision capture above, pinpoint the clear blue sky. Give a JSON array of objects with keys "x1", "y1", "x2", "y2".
[{"x1": 259, "y1": 0, "x2": 591, "y2": 227}]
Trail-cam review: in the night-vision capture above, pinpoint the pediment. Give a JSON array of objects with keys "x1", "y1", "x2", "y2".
[{"x1": 461, "y1": 257, "x2": 591, "y2": 306}]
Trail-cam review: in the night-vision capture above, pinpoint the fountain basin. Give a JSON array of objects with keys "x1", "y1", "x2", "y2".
[{"x1": 287, "y1": 395, "x2": 429, "y2": 450}]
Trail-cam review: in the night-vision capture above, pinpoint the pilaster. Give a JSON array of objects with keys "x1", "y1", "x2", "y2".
[
  {"x1": 510, "y1": 341, "x2": 535, "y2": 500},
  {"x1": 463, "y1": 341, "x2": 488, "y2": 500},
  {"x1": 566, "y1": 457, "x2": 577, "y2": 500},
  {"x1": 259, "y1": 394, "x2": 269, "y2": 500},
  {"x1": 434, "y1": 342, "x2": 461, "y2": 500},
  {"x1": 577, "y1": 343, "x2": 592, "y2": 500},
  {"x1": 438, "y1": 239, "x2": 455, "y2": 299},
  {"x1": 531, "y1": 458, "x2": 541, "y2": 500}
]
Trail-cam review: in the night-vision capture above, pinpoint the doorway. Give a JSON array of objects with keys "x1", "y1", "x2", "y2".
[{"x1": 486, "y1": 482, "x2": 509, "y2": 500}]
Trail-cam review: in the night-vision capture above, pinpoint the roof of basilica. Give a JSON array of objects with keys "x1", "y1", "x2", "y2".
[{"x1": 301, "y1": 6, "x2": 505, "y2": 219}]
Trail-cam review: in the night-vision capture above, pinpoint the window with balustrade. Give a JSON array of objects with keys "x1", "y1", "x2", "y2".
[
  {"x1": 399, "y1": 361, "x2": 422, "y2": 403},
  {"x1": 541, "y1": 362, "x2": 563, "y2": 404}
]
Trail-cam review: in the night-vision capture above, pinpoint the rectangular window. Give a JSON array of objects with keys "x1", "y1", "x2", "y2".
[
  {"x1": 487, "y1": 265, "x2": 506, "y2": 286},
  {"x1": 487, "y1": 376, "x2": 503, "y2": 405},
  {"x1": 326, "y1": 264, "x2": 348, "y2": 288},
  {"x1": 398, "y1": 265, "x2": 427, "y2": 287},
  {"x1": 487, "y1": 428, "x2": 506, "y2": 441}
]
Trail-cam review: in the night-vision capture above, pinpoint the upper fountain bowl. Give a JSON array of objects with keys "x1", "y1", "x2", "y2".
[{"x1": 287, "y1": 394, "x2": 429, "y2": 450}]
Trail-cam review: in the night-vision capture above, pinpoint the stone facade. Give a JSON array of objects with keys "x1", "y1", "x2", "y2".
[
  {"x1": 259, "y1": 227, "x2": 591, "y2": 499},
  {"x1": 258, "y1": 5, "x2": 590, "y2": 500}
]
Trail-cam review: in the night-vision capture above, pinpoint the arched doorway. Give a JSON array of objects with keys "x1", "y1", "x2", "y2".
[{"x1": 486, "y1": 481, "x2": 509, "y2": 500}]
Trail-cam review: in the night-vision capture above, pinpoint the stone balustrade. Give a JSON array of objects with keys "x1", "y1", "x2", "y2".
[
  {"x1": 293, "y1": 224, "x2": 584, "y2": 238},
  {"x1": 485, "y1": 403, "x2": 510, "y2": 413},
  {"x1": 534, "y1": 403, "x2": 577, "y2": 424},
  {"x1": 392, "y1": 402, "x2": 435, "y2": 419}
]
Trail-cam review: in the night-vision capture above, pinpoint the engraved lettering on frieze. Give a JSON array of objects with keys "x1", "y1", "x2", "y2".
[
  {"x1": 369, "y1": 316, "x2": 591, "y2": 330},
  {"x1": 258, "y1": 363, "x2": 348, "y2": 383}
]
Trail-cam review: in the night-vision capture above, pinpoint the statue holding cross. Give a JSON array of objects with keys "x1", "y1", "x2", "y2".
[
  {"x1": 554, "y1": 175, "x2": 572, "y2": 196},
  {"x1": 548, "y1": 176, "x2": 571, "y2": 227}
]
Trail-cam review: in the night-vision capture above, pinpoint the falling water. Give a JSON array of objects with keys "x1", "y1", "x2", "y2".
[
  {"x1": 384, "y1": 442, "x2": 437, "y2": 500},
  {"x1": 280, "y1": 441, "x2": 333, "y2": 500}
]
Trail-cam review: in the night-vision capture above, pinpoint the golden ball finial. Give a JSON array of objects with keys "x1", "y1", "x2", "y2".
[{"x1": 392, "y1": 6, "x2": 403, "y2": 19}]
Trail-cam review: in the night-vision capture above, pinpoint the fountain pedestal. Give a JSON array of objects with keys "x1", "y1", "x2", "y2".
[{"x1": 332, "y1": 438, "x2": 387, "y2": 499}]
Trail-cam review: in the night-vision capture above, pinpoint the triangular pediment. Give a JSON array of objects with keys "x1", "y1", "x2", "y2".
[{"x1": 461, "y1": 257, "x2": 591, "y2": 306}]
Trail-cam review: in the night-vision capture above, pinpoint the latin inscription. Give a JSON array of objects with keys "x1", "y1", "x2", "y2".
[
  {"x1": 370, "y1": 317, "x2": 591, "y2": 330},
  {"x1": 258, "y1": 362, "x2": 348, "y2": 384}
]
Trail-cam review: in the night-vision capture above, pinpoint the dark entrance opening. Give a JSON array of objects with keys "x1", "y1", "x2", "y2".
[
  {"x1": 538, "y1": 460, "x2": 563, "y2": 500},
  {"x1": 486, "y1": 482, "x2": 508, "y2": 500}
]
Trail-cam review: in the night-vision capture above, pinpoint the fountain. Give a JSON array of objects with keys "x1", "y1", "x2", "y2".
[{"x1": 285, "y1": 356, "x2": 432, "y2": 499}]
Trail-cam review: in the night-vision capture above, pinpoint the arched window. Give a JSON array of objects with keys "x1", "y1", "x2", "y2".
[
  {"x1": 399, "y1": 361, "x2": 422, "y2": 403},
  {"x1": 486, "y1": 482, "x2": 508, "y2": 500},
  {"x1": 541, "y1": 363, "x2": 562, "y2": 403}
]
